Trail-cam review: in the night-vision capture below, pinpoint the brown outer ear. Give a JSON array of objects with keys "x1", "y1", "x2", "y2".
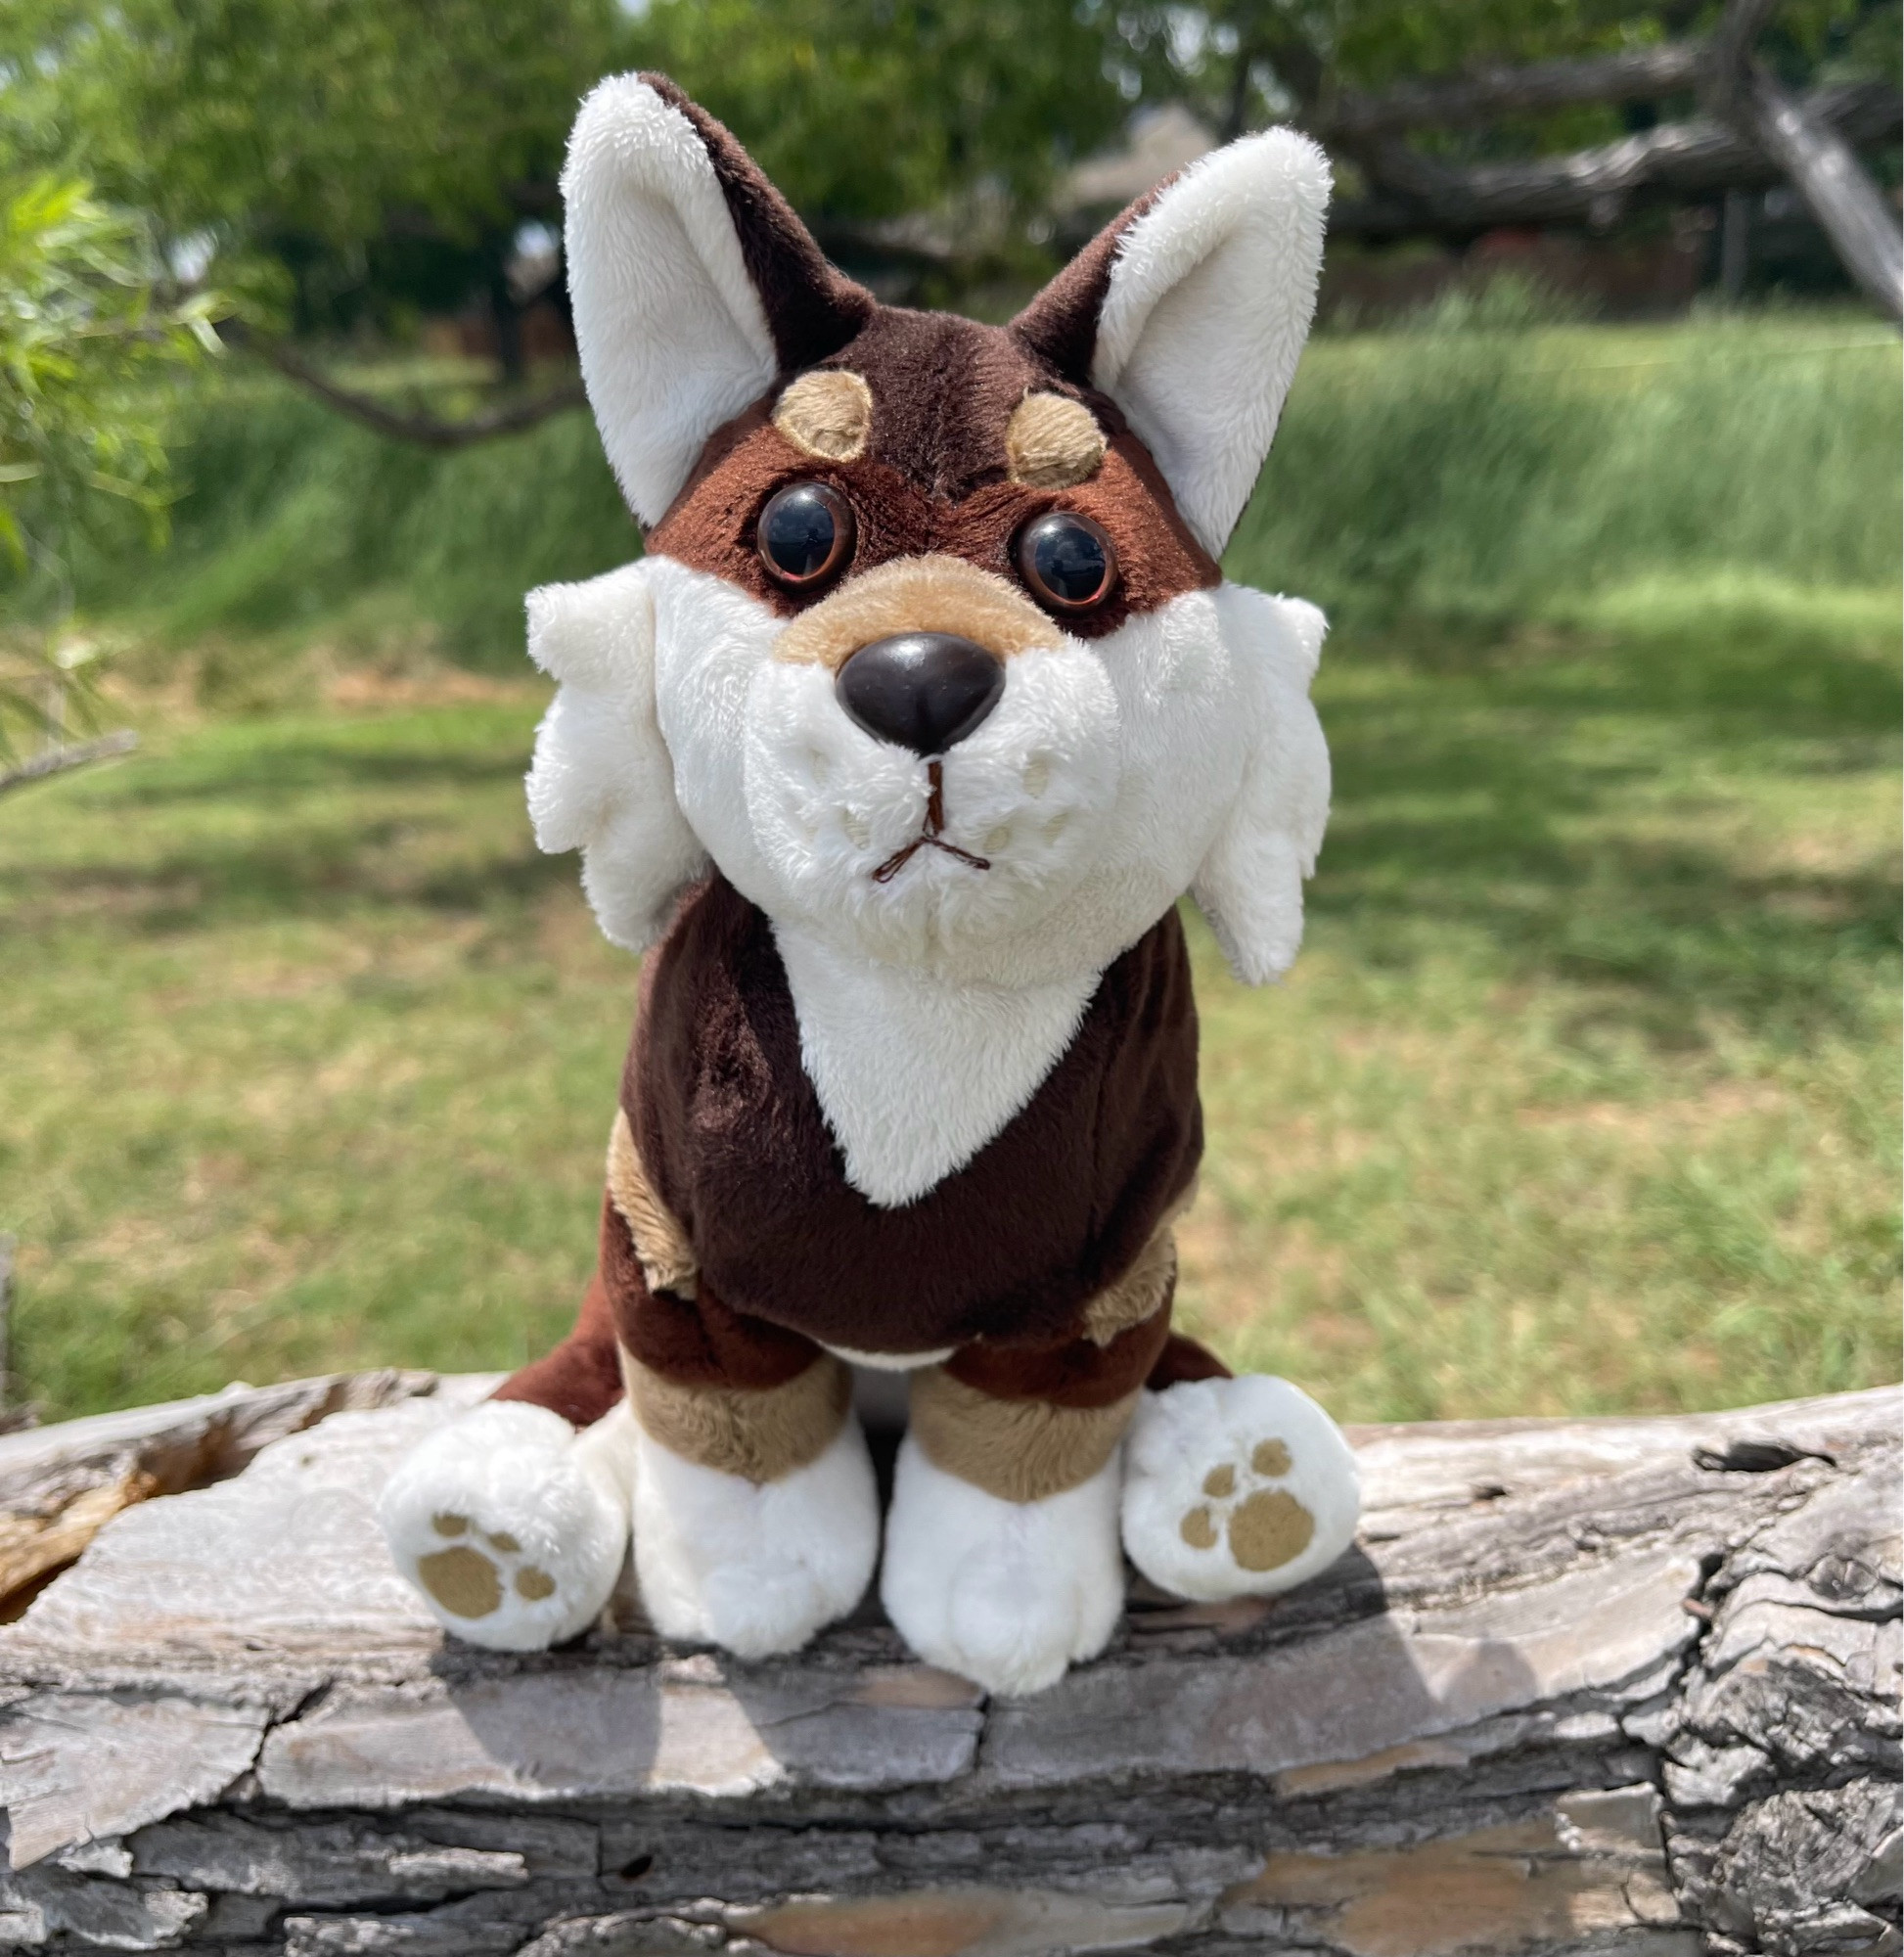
[
  {"x1": 1009, "y1": 181, "x2": 1173, "y2": 385},
  {"x1": 640, "y1": 74, "x2": 875, "y2": 375}
]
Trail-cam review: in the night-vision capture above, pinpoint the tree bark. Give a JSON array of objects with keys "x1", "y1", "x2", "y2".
[
  {"x1": 1316, "y1": 43, "x2": 1708, "y2": 144},
  {"x1": 1737, "y1": 69, "x2": 1904, "y2": 321},
  {"x1": 0, "y1": 731, "x2": 139, "y2": 799},
  {"x1": 0, "y1": 1378, "x2": 1891, "y2": 1953},
  {"x1": 219, "y1": 325, "x2": 587, "y2": 453},
  {"x1": 1334, "y1": 79, "x2": 1900, "y2": 239}
]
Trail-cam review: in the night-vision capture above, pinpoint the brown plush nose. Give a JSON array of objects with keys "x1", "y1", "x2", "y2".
[{"x1": 836, "y1": 632, "x2": 1005, "y2": 756}]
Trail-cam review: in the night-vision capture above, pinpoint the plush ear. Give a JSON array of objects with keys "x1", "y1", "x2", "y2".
[
  {"x1": 524, "y1": 561, "x2": 709, "y2": 953},
  {"x1": 1013, "y1": 130, "x2": 1329, "y2": 558},
  {"x1": 562, "y1": 73, "x2": 874, "y2": 526},
  {"x1": 1191, "y1": 588, "x2": 1331, "y2": 984}
]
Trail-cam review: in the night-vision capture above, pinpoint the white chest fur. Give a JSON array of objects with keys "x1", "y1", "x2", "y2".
[{"x1": 774, "y1": 923, "x2": 1099, "y2": 1209}]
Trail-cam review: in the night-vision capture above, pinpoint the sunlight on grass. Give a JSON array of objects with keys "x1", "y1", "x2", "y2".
[{"x1": 3, "y1": 580, "x2": 1896, "y2": 1422}]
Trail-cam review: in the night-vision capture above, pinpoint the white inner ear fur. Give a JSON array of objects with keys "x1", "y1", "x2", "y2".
[
  {"x1": 563, "y1": 74, "x2": 778, "y2": 525},
  {"x1": 524, "y1": 558, "x2": 708, "y2": 954},
  {"x1": 1092, "y1": 128, "x2": 1330, "y2": 558}
]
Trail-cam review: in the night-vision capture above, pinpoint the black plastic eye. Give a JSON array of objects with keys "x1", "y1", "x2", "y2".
[
  {"x1": 1016, "y1": 511, "x2": 1118, "y2": 614},
  {"x1": 757, "y1": 481, "x2": 854, "y2": 588}
]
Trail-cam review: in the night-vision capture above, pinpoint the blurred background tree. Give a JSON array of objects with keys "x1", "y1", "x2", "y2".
[
  {"x1": 5, "y1": 0, "x2": 1894, "y2": 394},
  {"x1": 0, "y1": 173, "x2": 214, "y2": 761}
]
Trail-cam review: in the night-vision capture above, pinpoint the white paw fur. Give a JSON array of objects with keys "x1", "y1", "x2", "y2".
[
  {"x1": 1121, "y1": 1375, "x2": 1359, "y2": 1602},
  {"x1": 631, "y1": 1417, "x2": 879, "y2": 1659},
  {"x1": 378, "y1": 1400, "x2": 635, "y2": 1651},
  {"x1": 880, "y1": 1435, "x2": 1125, "y2": 1697}
]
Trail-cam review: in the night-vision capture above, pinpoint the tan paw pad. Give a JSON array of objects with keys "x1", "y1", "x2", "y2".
[
  {"x1": 414, "y1": 1527, "x2": 560, "y2": 1622},
  {"x1": 1177, "y1": 1437, "x2": 1315, "y2": 1573},
  {"x1": 418, "y1": 1545, "x2": 502, "y2": 1618}
]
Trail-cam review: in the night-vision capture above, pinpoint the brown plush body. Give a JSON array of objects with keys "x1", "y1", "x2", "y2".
[{"x1": 498, "y1": 874, "x2": 1228, "y2": 1493}]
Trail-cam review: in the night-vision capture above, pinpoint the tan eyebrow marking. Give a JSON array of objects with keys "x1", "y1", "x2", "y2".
[
  {"x1": 773, "y1": 370, "x2": 873, "y2": 462},
  {"x1": 1006, "y1": 393, "x2": 1108, "y2": 489}
]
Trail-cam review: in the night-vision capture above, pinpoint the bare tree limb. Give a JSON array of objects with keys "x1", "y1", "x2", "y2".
[
  {"x1": 0, "y1": 731, "x2": 138, "y2": 798},
  {"x1": 1739, "y1": 68, "x2": 1904, "y2": 319},
  {"x1": 1699, "y1": 0, "x2": 1903, "y2": 322},
  {"x1": 219, "y1": 323, "x2": 586, "y2": 451},
  {"x1": 1317, "y1": 42, "x2": 1706, "y2": 143},
  {"x1": 1701, "y1": 0, "x2": 1785, "y2": 118},
  {"x1": 1335, "y1": 79, "x2": 1899, "y2": 239}
]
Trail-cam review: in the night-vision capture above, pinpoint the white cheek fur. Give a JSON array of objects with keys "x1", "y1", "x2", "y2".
[{"x1": 529, "y1": 553, "x2": 1330, "y2": 1197}]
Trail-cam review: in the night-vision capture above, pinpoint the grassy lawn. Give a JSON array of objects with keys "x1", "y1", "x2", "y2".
[{"x1": 4, "y1": 571, "x2": 1896, "y2": 1424}]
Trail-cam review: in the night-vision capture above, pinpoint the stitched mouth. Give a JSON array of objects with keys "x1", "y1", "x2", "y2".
[{"x1": 871, "y1": 761, "x2": 992, "y2": 884}]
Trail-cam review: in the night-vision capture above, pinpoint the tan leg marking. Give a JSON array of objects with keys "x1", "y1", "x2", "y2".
[
  {"x1": 622, "y1": 1348, "x2": 851, "y2": 1484},
  {"x1": 1202, "y1": 1464, "x2": 1236, "y2": 1498},
  {"x1": 607, "y1": 1110, "x2": 699, "y2": 1297},
  {"x1": 515, "y1": 1567, "x2": 557, "y2": 1602},
  {"x1": 417, "y1": 1545, "x2": 502, "y2": 1619},
  {"x1": 1081, "y1": 1224, "x2": 1178, "y2": 1347},
  {"x1": 1229, "y1": 1489, "x2": 1315, "y2": 1571},
  {"x1": 910, "y1": 1368, "x2": 1139, "y2": 1504},
  {"x1": 1252, "y1": 1439, "x2": 1293, "y2": 1477}
]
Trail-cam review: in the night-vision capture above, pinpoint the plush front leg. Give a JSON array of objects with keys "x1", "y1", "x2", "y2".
[
  {"x1": 882, "y1": 1432, "x2": 1124, "y2": 1698},
  {"x1": 880, "y1": 1366, "x2": 1136, "y2": 1696},
  {"x1": 1121, "y1": 1374, "x2": 1360, "y2": 1602},
  {"x1": 379, "y1": 1398, "x2": 635, "y2": 1651},
  {"x1": 625, "y1": 1351, "x2": 879, "y2": 1658}
]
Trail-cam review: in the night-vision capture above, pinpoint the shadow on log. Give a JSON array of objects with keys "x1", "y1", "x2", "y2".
[{"x1": 0, "y1": 1379, "x2": 1891, "y2": 1954}]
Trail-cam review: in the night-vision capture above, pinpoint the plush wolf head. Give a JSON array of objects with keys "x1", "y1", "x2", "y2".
[{"x1": 527, "y1": 73, "x2": 1331, "y2": 1003}]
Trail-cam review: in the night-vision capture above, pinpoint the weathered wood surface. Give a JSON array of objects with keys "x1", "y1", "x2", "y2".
[{"x1": 0, "y1": 1379, "x2": 1890, "y2": 1955}]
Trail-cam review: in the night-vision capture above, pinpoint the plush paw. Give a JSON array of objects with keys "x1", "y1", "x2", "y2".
[
  {"x1": 1121, "y1": 1375, "x2": 1359, "y2": 1602},
  {"x1": 631, "y1": 1418, "x2": 879, "y2": 1659},
  {"x1": 880, "y1": 1435, "x2": 1124, "y2": 1697},
  {"x1": 378, "y1": 1399, "x2": 633, "y2": 1651}
]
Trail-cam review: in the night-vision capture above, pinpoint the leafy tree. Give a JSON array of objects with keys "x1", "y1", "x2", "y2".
[
  {"x1": 628, "y1": 0, "x2": 1133, "y2": 222},
  {"x1": 0, "y1": 175, "x2": 215, "y2": 755}
]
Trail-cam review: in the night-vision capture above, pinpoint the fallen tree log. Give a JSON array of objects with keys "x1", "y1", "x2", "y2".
[{"x1": 0, "y1": 1379, "x2": 1890, "y2": 1954}]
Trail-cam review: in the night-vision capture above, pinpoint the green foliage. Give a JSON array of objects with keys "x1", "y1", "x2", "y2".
[
  {"x1": 1230, "y1": 301, "x2": 1902, "y2": 629},
  {"x1": 629, "y1": 0, "x2": 1131, "y2": 220},
  {"x1": 0, "y1": 174, "x2": 215, "y2": 753},
  {"x1": 6, "y1": 0, "x2": 619, "y2": 250},
  {"x1": 0, "y1": 177, "x2": 214, "y2": 569},
  {"x1": 39, "y1": 311, "x2": 1900, "y2": 671},
  {"x1": 51, "y1": 373, "x2": 634, "y2": 668}
]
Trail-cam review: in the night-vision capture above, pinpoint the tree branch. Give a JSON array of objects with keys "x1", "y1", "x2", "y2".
[
  {"x1": 1699, "y1": 0, "x2": 1903, "y2": 322},
  {"x1": 1317, "y1": 42, "x2": 1707, "y2": 143},
  {"x1": 220, "y1": 324, "x2": 586, "y2": 451},
  {"x1": 1739, "y1": 68, "x2": 1904, "y2": 320},
  {"x1": 1700, "y1": 0, "x2": 1784, "y2": 119},
  {"x1": 0, "y1": 730, "x2": 138, "y2": 797},
  {"x1": 1334, "y1": 79, "x2": 1899, "y2": 239}
]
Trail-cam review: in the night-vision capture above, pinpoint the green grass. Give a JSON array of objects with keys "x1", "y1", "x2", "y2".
[
  {"x1": 2, "y1": 306, "x2": 1897, "y2": 1423},
  {"x1": 3, "y1": 575, "x2": 1896, "y2": 1423},
  {"x1": 23, "y1": 306, "x2": 1901, "y2": 668}
]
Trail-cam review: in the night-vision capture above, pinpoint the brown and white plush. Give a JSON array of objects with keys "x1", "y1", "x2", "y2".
[{"x1": 378, "y1": 72, "x2": 1360, "y2": 1696}]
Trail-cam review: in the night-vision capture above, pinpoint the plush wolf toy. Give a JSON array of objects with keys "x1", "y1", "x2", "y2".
[{"x1": 378, "y1": 73, "x2": 1360, "y2": 1696}]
